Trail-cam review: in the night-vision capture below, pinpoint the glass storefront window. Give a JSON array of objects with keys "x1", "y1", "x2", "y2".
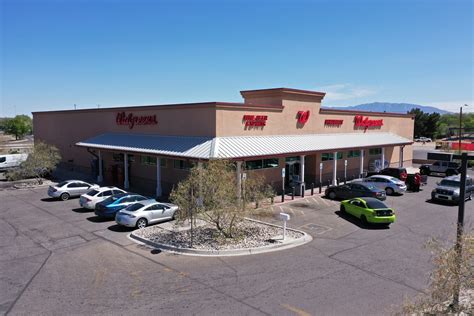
[
  {"x1": 322, "y1": 153, "x2": 343, "y2": 161},
  {"x1": 369, "y1": 148, "x2": 382, "y2": 156},
  {"x1": 347, "y1": 150, "x2": 361, "y2": 158},
  {"x1": 246, "y1": 158, "x2": 279, "y2": 170}
]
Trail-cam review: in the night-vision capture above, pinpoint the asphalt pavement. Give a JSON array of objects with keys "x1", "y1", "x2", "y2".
[{"x1": 0, "y1": 173, "x2": 472, "y2": 315}]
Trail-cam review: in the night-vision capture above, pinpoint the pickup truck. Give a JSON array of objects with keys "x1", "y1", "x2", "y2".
[{"x1": 420, "y1": 161, "x2": 460, "y2": 176}]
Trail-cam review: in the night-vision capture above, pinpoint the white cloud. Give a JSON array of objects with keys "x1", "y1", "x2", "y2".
[
  {"x1": 317, "y1": 83, "x2": 376, "y2": 102},
  {"x1": 424, "y1": 100, "x2": 474, "y2": 113}
]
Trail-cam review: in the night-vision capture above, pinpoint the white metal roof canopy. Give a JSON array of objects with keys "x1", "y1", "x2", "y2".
[{"x1": 76, "y1": 132, "x2": 412, "y2": 160}]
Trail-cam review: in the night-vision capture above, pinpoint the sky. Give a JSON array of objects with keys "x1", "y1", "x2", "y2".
[{"x1": 1, "y1": 0, "x2": 473, "y2": 116}]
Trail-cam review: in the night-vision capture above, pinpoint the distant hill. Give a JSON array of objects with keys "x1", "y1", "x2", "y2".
[{"x1": 325, "y1": 102, "x2": 450, "y2": 114}]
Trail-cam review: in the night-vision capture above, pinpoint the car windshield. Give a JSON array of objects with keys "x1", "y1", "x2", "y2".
[
  {"x1": 87, "y1": 189, "x2": 99, "y2": 196},
  {"x1": 365, "y1": 199, "x2": 388, "y2": 209},
  {"x1": 439, "y1": 180, "x2": 460, "y2": 187},
  {"x1": 57, "y1": 181, "x2": 68, "y2": 187},
  {"x1": 125, "y1": 203, "x2": 144, "y2": 212},
  {"x1": 388, "y1": 177, "x2": 399, "y2": 182}
]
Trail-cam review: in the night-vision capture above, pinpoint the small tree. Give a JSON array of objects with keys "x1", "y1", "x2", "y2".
[
  {"x1": 170, "y1": 160, "x2": 273, "y2": 240},
  {"x1": 4, "y1": 115, "x2": 32, "y2": 140},
  {"x1": 7, "y1": 142, "x2": 61, "y2": 184}
]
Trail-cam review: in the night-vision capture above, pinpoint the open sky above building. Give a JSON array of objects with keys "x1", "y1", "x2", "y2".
[{"x1": 1, "y1": 0, "x2": 472, "y2": 116}]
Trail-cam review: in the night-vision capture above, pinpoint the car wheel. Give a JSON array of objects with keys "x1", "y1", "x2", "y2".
[
  {"x1": 60, "y1": 193, "x2": 70, "y2": 201},
  {"x1": 328, "y1": 191, "x2": 337, "y2": 200},
  {"x1": 340, "y1": 205, "x2": 346, "y2": 213},
  {"x1": 385, "y1": 187, "x2": 394, "y2": 195},
  {"x1": 360, "y1": 215, "x2": 369, "y2": 226},
  {"x1": 136, "y1": 218, "x2": 148, "y2": 229}
]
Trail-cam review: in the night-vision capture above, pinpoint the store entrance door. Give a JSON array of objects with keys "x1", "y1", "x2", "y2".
[{"x1": 285, "y1": 157, "x2": 301, "y2": 188}]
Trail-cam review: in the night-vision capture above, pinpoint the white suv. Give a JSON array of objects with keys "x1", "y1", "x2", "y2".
[{"x1": 79, "y1": 186, "x2": 126, "y2": 210}]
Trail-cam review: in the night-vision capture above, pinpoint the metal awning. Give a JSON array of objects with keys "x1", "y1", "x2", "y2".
[{"x1": 76, "y1": 132, "x2": 412, "y2": 160}]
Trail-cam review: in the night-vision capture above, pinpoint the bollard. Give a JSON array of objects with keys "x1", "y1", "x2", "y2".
[
  {"x1": 301, "y1": 184, "x2": 305, "y2": 198},
  {"x1": 291, "y1": 186, "x2": 295, "y2": 200},
  {"x1": 311, "y1": 183, "x2": 314, "y2": 196},
  {"x1": 319, "y1": 182, "x2": 322, "y2": 194},
  {"x1": 337, "y1": 178, "x2": 340, "y2": 186},
  {"x1": 344, "y1": 177, "x2": 347, "y2": 185},
  {"x1": 281, "y1": 190, "x2": 284, "y2": 203},
  {"x1": 271, "y1": 196, "x2": 274, "y2": 204}
]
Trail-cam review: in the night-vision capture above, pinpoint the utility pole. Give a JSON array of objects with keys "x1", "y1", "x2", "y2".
[{"x1": 451, "y1": 153, "x2": 470, "y2": 311}]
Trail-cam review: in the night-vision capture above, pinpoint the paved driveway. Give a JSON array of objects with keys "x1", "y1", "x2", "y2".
[{"x1": 1, "y1": 174, "x2": 472, "y2": 315}]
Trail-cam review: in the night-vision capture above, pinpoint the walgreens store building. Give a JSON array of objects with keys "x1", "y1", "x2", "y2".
[{"x1": 33, "y1": 88, "x2": 414, "y2": 197}]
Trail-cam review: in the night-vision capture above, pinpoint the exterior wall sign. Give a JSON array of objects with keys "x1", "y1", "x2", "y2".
[
  {"x1": 243, "y1": 115, "x2": 268, "y2": 127},
  {"x1": 354, "y1": 115, "x2": 383, "y2": 129},
  {"x1": 116, "y1": 112, "x2": 158, "y2": 129},
  {"x1": 297, "y1": 111, "x2": 310, "y2": 124},
  {"x1": 324, "y1": 119, "x2": 344, "y2": 126}
]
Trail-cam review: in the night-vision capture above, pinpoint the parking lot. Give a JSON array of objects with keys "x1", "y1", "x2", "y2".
[{"x1": 1, "y1": 172, "x2": 473, "y2": 315}]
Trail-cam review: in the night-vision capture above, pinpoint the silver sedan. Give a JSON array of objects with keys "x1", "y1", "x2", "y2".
[
  {"x1": 115, "y1": 199, "x2": 178, "y2": 229},
  {"x1": 359, "y1": 175, "x2": 407, "y2": 195},
  {"x1": 48, "y1": 180, "x2": 100, "y2": 201}
]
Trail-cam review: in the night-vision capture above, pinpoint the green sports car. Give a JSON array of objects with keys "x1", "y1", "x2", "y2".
[{"x1": 340, "y1": 197, "x2": 396, "y2": 225}]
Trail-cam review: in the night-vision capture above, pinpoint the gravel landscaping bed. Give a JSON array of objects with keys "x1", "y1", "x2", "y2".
[{"x1": 133, "y1": 219, "x2": 305, "y2": 251}]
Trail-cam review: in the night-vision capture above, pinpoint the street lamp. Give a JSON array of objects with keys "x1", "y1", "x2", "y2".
[{"x1": 458, "y1": 104, "x2": 469, "y2": 154}]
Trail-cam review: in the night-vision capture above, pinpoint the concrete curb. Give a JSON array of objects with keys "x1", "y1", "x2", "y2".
[{"x1": 129, "y1": 218, "x2": 312, "y2": 257}]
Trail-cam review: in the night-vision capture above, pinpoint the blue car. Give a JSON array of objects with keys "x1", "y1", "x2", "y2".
[{"x1": 95, "y1": 193, "x2": 148, "y2": 219}]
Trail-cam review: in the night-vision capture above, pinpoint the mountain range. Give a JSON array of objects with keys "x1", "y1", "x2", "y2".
[{"x1": 325, "y1": 102, "x2": 451, "y2": 114}]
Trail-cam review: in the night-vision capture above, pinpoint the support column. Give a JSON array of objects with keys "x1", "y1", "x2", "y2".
[
  {"x1": 359, "y1": 149, "x2": 365, "y2": 178},
  {"x1": 381, "y1": 147, "x2": 385, "y2": 169},
  {"x1": 124, "y1": 153, "x2": 129, "y2": 189},
  {"x1": 300, "y1": 155, "x2": 305, "y2": 194},
  {"x1": 156, "y1": 157, "x2": 162, "y2": 197},
  {"x1": 399, "y1": 146, "x2": 404, "y2": 167},
  {"x1": 332, "y1": 152, "x2": 338, "y2": 186},
  {"x1": 236, "y1": 161, "x2": 242, "y2": 199},
  {"x1": 97, "y1": 150, "x2": 103, "y2": 183}
]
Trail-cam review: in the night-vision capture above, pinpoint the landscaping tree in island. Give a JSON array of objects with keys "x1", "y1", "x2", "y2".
[
  {"x1": 4, "y1": 115, "x2": 32, "y2": 140},
  {"x1": 170, "y1": 160, "x2": 274, "y2": 240},
  {"x1": 7, "y1": 142, "x2": 61, "y2": 184}
]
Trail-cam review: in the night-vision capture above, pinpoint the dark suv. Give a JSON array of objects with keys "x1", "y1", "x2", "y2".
[{"x1": 379, "y1": 167, "x2": 408, "y2": 182}]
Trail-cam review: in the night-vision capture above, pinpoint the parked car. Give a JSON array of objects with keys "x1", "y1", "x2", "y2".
[
  {"x1": 414, "y1": 137, "x2": 432, "y2": 142},
  {"x1": 48, "y1": 180, "x2": 99, "y2": 201},
  {"x1": 420, "y1": 161, "x2": 460, "y2": 176},
  {"x1": 79, "y1": 186, "x2": 126, "y2": 209},
  {"x1": 94, "y1": 193, "x2": 149, "y2": 219},
  {"x1": 340, "y1": 197, "x2": 396, "y2": 226},
  {"x1": 431, "y1": 175, "x2": 474, "y2": 204},
  {"x1": 0, "y1": 153, "x2": 28, "y2": 171},
  {"x1": 325, "y1": 182, "x2": 386, "y2": 200},
  {"x1": 359, "y1": 175, "x2": 407, "y2": 195},
  {"x1": 115, "y1": 200, "x2": 179, "y2": 229},
  {"x1": 379, "y1": 167, "x2": 408, "y2": 182}
]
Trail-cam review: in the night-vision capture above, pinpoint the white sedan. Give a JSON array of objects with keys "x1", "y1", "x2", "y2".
[
  {"x1": 360, "y1": 175, "x2": 407, "y2": 195},
  {"x1": 79, "y1": 186, "x2": 126, "y2": 209},
  {"x1": 48, "y1": 180, "x2": 99, "y2": 201},
  {"x1": 115, "y1": 199, "x2": 178, "y2": 229}
]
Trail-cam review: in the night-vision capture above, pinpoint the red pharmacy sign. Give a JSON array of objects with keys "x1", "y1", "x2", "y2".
[
  {"x1": 243, "y1": 115, "x2": 268, "y2": 127},
  {"x1": 116, "y1": 112, "x2": 158, "y2": 129},
  {"x1": 297, "y1": 111, "x2": 310, "y2": 124},
  {"x1": 354, "y1": 115, "x2": 383, "y2": 129}
]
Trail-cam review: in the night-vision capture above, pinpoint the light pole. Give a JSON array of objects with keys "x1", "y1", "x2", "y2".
[{"x1": 458, "y1": 104, "x2": 469, "y2": 154}]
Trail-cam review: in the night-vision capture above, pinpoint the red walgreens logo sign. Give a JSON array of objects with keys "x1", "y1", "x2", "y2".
[
  {"x1": 243, "y1": 115, "x2": 268, "y2": 127},
  {"x1": 116, "y1": 112, "x2": 158, "y2": 129},
  {"x1": 354, "y1": 115, "x2": 383, "y2": 130},
  {"x1": 297, "y1": 111, "x2": 310, "y2": 124}
]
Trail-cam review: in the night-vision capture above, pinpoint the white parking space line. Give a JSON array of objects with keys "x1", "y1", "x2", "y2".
[
  {"x1": 318, "y1": 197, "x2": 330, "y2": 206},
  {"x1": 311, "y1": 197, "x2": 320, "y2": 205}
]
